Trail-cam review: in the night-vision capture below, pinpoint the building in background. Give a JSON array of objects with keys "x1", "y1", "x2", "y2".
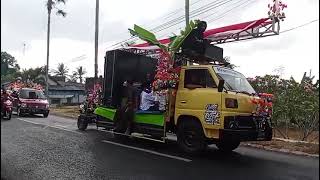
[{"x1": 36, "y1": 75, "x2": 86, "y2": 105}]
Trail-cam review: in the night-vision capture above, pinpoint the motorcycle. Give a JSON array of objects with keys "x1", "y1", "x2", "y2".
[{"x1": 1, "y1": 99, "x2": 13, "y2": 120}]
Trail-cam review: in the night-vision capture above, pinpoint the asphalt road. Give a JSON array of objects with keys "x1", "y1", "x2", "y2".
[{"x1": 1, "y1": 114, "x2": 319, "y2": 180}]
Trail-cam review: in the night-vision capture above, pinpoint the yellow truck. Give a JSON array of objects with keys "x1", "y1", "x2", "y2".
[{"x1": 78, "y1": 49, "x2": 272, "y2": 153}]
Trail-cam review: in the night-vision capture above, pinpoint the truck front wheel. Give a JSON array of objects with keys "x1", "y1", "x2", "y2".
[
  {"x1": 177, "y1": 120, "x2": 207, "y2": 154},
  {"x1": 77, "y1": 116, "x2": 88, "y2": 131},
  {"x1": 216, "y1": 139, "x2": 240, "y2": 153}
]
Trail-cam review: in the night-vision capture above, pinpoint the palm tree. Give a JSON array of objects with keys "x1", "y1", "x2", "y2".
[
  {"x1": 54, "y1": 63, "x2": 69, "y2": 77},
  {"x1": 68, "y1": 72, "x2": 78, "y2": 83},
  {"x1": 74, "y1": 66, "x2": 87, "y2": 84},
  {"x1": 45, "y1": 0, "x2": 66, "y2": 96}
]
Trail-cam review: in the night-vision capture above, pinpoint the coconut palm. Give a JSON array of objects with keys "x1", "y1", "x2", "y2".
[
  {"x1": 45, "y1": 0, "x2": 67, "y2": 95},
  {"x1": 53, "y1": 63, "x2": 69, "y2": 77},
  {"x1": 74, "y1": 66, "x2": 87, "y2": 84}
]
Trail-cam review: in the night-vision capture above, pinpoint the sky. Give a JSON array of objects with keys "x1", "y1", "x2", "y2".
[{"x1": 1, "y1": 0, "x2": 319, "y2": 81}]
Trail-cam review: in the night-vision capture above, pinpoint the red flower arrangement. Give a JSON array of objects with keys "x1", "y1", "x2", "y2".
[
  {"x1": 152, "y1": 50, "x2": 180, "y2": 91},
  {"x1": 251, "y1": 93, "x2": 273, "y2": 116},
  {"x1": 8, "y1": 81, "x2": 44, "y2": 91}
]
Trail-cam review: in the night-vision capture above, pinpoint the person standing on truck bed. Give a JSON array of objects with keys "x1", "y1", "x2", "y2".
[{"x1": 114, "y1": 80, "x2": 136, "y2": 135}]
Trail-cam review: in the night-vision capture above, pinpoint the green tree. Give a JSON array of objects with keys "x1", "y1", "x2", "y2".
[
  {"x1": 73, "y1": 66, "x2": 87, "y2": 84},
  {"x1": 68, "y1": 72, "x2": 78, "y2": 83},
  {"x1": 21, "y1": 65, "x2": 46, "y2": 82},
  {"x1": 53, "y1": 63, "x2": 69, "y2": 77},
  {"x1": 248, "y1": 73, "x2": 319, "y2": 140},
  {"x1": 1, "y1": 52, "x2": 20, "y2": 76},
  {"x1": 1, "y1": 52, "x2": 21, "y2": 83}
]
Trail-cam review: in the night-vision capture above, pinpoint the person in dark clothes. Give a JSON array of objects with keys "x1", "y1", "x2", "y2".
[
  {"x1": 114, "y1": 80, "x2": 136, "y2": 135},
  {"x1": 181, "y1": 21, "x2": 208, "y2": 55}
]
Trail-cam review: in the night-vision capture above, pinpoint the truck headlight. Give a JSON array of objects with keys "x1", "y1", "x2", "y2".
[
  {"x1": 21, "y1": 103, "x2": 27, "y2": 108},
  {"x1": 46, "y1": 104, "x2": 50, "y2": 109},
  {"x1": 225, "y1": 98, "x2": 238, "y2": 108}
]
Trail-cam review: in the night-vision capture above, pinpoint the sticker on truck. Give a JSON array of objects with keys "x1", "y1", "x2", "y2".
[{"x1": 204, "y1": 104, "x2": 220, "y2": 124}]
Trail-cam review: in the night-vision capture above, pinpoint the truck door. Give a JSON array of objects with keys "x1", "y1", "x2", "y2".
[{"x1": 175, "y1": 68, "x2": 222, "y2": 129}]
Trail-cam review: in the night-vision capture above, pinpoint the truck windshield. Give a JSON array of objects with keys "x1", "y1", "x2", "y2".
[
  {"x1": 20, "y1": 89, "x2": 46, "y2": 99},
  {"x1": 213, "y1": 66, "x2": 256, "y2": 94}
]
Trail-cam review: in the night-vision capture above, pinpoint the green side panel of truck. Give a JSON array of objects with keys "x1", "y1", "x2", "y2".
[{"x1": 94, "y1": 106, "x2": 164, "y2": 126}]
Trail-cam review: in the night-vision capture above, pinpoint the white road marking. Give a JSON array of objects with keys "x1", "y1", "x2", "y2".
[
  {"x1": 16, "y1": 118, "x2": 82, "y2": 135},
  {"x1": 101, "y1": 140, "x2": 192, "y2": 162}
]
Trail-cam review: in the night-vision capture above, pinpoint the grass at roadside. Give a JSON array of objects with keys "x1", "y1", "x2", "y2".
[
  {"x1": 50, "y1": 105, "x2": 80, "y2": 119},
  {"x1": 244, "y1": 139, "x2": 319, "y2": 155}
]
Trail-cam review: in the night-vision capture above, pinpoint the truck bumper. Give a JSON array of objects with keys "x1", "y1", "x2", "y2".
[{"x1": 219, "y1": 128, "x2": 273, "y2": 142}]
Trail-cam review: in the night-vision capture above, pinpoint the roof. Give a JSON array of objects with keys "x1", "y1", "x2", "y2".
[
  {"x1": 49, "y1": 85, "x2": 85, "y2": 91},
  {"x1": 48, "y1": 95, "x2": 74, "y2": 99}
]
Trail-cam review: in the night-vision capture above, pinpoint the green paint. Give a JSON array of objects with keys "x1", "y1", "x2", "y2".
[
  {"x1": 94, "y1": 107, "x2": 116, "y2": 121},
  {"x1": 94, "y1": 107, "x2": 165, "y2": 126}
]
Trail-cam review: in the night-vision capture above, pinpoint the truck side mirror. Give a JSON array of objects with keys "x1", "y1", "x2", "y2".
[{"x1": 218, "y1": 79, "x2": 225, "y2": 92}]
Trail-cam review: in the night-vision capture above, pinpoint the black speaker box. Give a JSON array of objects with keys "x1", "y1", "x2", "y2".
[{"x1": 103, "y1": 50, "x2": 158, "y2": 108}]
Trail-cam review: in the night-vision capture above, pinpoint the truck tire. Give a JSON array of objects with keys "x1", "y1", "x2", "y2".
[
  {"x1": 43, "y1": 112, "x2": 49, "y2": 118},
  {"x1": 216, "y1": 139, "x2": 240, "y2": 153},
  {"x1": 177, "y1": 119, "x2": 207, "y2": 154},
  {"x1": 17, "y1": 108, "x2": 24, "y2": 117},
  {"x1": 77, "y1": 116, "x2": 88, "y2": 131},
  {"x1": 4, "y1": 111, "x2": 12, "y2": 120}
]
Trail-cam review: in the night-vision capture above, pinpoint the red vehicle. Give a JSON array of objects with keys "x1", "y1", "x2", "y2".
[
  {"x1": 12, "y1": 88, "x2": 50, "y2": 118},
  {"x1": 1, "y1": 90, "x2": 13, "y2": 120}
]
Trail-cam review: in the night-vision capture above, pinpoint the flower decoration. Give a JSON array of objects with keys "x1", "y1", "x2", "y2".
[
  {"x1": 251, "y1": 93, "x2": 273, "y2": 116},
  {"x1": 268, "y1": 0, "x2": 287, "y2": 20},
  {"x1": 152, "y1": 50, "x2": 180, "y2": 90}
]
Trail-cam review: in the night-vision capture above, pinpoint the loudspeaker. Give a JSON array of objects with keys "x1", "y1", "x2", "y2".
[
  {"x1": 204, "y1": 45, "x2": 223, "y2": 61},
  {"x1": 103, "y1": 50, "x2": 158, "y2": 108}
]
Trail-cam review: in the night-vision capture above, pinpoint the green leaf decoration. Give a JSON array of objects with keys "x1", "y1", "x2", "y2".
[
  {"x1": 129, "y1": 24, "x2": 167, "y2": 51},
  {"x1": 169, "y1": 20, "x2": 199, "y2": 53}
]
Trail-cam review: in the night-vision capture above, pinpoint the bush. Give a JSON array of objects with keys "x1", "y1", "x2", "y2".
[{"x1": 248, "y1": 73, "x2": 319, "y2": 140}]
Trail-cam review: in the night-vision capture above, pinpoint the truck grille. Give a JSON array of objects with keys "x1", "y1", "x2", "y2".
[{"x1": 224, "y1": 116, "x2": 261, "y2": 130}]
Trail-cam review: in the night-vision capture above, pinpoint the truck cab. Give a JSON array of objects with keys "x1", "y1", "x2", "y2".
[{"x1": 174, "y1": 65, "x2": 272, "y2": 153}]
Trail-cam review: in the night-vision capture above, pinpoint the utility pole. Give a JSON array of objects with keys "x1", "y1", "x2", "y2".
[
  {"x1": 23, "y1": 43, "x2": 26, "y2": 56},
  {"x1": 185, "y1": 0, "x2": 190, "y2": 66},
  {"x1": 94, "y1": 0, "x2": 99, "y2": 80},
  {"x1": 185, "y1": 0, "x2": 189, "y2": 27}
]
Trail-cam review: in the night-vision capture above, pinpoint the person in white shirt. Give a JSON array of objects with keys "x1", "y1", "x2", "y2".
[
  {"x1": 139, "y1": 85, "x2": 158, "y2": 111},
  {"x1": 154, "y1": 91, "x2": 166, "y2": 112}
]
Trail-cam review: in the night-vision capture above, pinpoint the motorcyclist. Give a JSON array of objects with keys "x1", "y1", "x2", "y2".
[{"x1": 1, "y1": 87, "x2": 12, "y2": 107}]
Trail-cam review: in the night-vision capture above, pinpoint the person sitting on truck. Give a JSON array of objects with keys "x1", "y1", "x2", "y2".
[
  {"x1": 154, "y1": 90, "x2": 166, "y2": 112},
  {"x1": 181, "y1": 20, "x2": 208, "y2": 56},
  {"x1": 140, "y1": 84, "x2": 158, "y2": 111}
]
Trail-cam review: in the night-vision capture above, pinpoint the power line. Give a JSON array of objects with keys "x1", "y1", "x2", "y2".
[
  {"x1": 105, "y1": 0, "x2": 233, "y2": 49},
  {"x1": 280, "y1": 19, "x2": 319, "y2": 33},
  {"x1": 102, "y1": 0, "x2": 206, "y2": 49},
  {"x1": 150, "y1": 0, "x2": 229, "y2": 33},
  {"x1": 206, "y1": 0, "x2": 253, "y2": 23},
  {"x1": 158, "y1": 0, "x2": 253, "y2": 39}
]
